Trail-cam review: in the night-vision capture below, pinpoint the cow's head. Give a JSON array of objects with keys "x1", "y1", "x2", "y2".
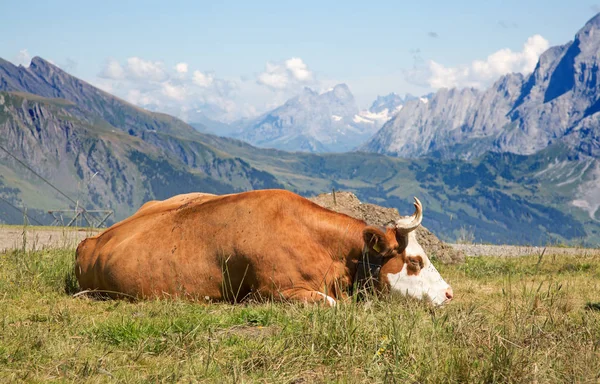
[{"x1": 362, "y1": 198, "x2": 453, "y2": 306}]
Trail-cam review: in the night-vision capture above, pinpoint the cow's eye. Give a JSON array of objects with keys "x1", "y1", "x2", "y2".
[{"x1": 409, "y1": 259, "x2": 421, "y2": 268}]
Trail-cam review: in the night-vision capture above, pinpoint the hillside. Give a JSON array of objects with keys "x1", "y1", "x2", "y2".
[
  {"x1": 0, "y1": 57, "x2": 200, "y2": 140},
  {"x1": 0, "y1": 90, "x2": 283, "y2": 224}
]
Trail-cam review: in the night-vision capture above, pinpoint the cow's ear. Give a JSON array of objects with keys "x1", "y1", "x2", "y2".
[{"x1": 363, "y1": 226, "x2": 391, "y2": 256}]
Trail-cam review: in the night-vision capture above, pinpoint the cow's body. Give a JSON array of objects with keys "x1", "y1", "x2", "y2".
[{"x1": 76, "y1": 189, "x2": 452, "y2": 305}]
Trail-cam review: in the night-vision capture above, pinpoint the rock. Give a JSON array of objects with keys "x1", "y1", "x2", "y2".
[{"x1": 309, "y1": 191, "x2": 465, "y2": 264}]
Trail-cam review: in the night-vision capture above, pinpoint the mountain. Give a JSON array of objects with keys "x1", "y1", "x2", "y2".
[
  {"x1": 369, "y1": 92, "x2": 407, "y2": 114},
  {"x1": 232, "y1": 84, "x2": 382, "y2": 152},
  {"x1": 0, "y1": 56, "x2": 599, "y2": 246},
  {"x1": 362, "y1": 13, "x2": 600, "y2": 160},
  {"x1": 0, "y1": 58, "x2": 284, "y2": 224},
  {"x1": 368, "y1": 92, "x2": 428, "y2": 114},
  {"x1": 192, "y1": 89, "x2": 428, "y2": 153},
  {"x1": 357, "y1": 92, "x2": 431, "y2": 131},
  {"x1": 0, "y1": 57, "x2": 203, "y2": 140}
]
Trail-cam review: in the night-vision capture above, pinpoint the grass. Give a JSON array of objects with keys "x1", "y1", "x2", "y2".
[{"x1": 1, "y1": 246, "x2": 600, "y2": 383}]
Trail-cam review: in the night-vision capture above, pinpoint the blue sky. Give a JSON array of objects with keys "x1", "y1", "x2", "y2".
[{"x1": 1, "y1": 0, "x2": 599, "y2": 121}]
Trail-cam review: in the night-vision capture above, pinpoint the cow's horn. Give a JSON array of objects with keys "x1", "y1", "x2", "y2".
[{"x1": 395, "y1": 197, "x2": 423, "y2": 234}]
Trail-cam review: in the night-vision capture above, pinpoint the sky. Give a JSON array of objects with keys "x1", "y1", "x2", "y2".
[{"x1": 1, "y1": 0, "x2": 599, "y2": 122}]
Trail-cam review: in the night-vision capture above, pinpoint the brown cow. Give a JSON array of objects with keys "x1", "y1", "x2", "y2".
[{"x1": 75, "y1": 189, "x2": 453, "y2": 306}]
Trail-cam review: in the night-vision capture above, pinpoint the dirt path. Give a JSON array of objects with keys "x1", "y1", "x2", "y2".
[
  {"x1": 0, "y1": 226, "x2": 100, "y2": 252},
  {"x1": 449, "y1": 243, "x2": 600, "y2": 257}
]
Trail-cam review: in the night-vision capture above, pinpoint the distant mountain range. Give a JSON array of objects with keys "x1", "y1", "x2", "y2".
[
  {"x1": 1, "y1": 14, "x2": 600, "y2": 246},
  {"x1": 362, "y1": 13, "x2": 600, "y2": 160},
  {"x1": 189, "y1": 86, "x2": 413, "y2": 153},
  {"x1": 231, "y1": 84, "x2": 377, "y2": 152}
]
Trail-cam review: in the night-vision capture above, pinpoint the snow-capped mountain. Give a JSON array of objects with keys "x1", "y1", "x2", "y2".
[
  {"x1": 353, "y1": 92, "x2": 433, "y2": 127},
  {"x1": 232, "y1": 84, "x2": 382, "y2": 152}
]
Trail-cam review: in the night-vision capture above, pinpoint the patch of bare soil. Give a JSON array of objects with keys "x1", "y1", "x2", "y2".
[
  {"x1": 0, "y1": 226, "x2": 99, "y2": 252},
  {"x1": 309, "y1": 191, "x2": 465, "y2": 264}
]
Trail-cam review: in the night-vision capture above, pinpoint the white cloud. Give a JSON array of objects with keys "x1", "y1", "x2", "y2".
[
  {"x1": 175, "y1": 62, "x2": 188, "y2": 74},
  {"x1": 91, "y1": 78, "x2": 114, "y2": 93},
  {"x1": 192, "y1": 70, "x2": 214, "y2": 87},
  {"x1": 15, "y1": 49, "x2": 31, "y2": 66},
  {"x1": 95, "y1": 55, "x2": 321, "y2": 121},
  {"x1": 257, "y1": 66, "x2": 289, "y2": 89},
  {"x1": 96, "y1": 55, "x2": 254, "y2": 122},
  {"x1": 285, "y1": 57, "x2": 312, "y2": 81},
  {"x1": 162, "y1": 82, "x2": 186, "y2": 101},
  {"x1": 427, "y1": 34, "x2": 549, "y2": 89},
  {"x1": 101, "y1": 58, "x2": 125, "y2": 79},
  {"x1": 257, "y1": 57, "x2": 314, "y2": 90},
  {"x1": 126, "y1": 57, "x2": 167, "y2": 81},
  {"x1": 126, "y1": 89, "x2": 158, "y2": 106},
  {"x1": 100, "y1": 57, "x2": 167, "y2": 82}
]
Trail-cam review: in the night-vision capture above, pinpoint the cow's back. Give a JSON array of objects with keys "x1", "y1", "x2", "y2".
[
  {"x1": 75, "y1": 190, "x2": 360, "y2": 301},
  {"x1": 134, "y1": 192, "x2": 218, "y2": 217}
]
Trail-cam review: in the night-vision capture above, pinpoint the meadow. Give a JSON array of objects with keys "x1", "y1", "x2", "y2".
[{"x1": 1, "y1": 239, "x2": 599, "y2": 383}]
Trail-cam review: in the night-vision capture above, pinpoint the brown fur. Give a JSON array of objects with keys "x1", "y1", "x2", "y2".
[{"x1": 75, "y1": 189, "x2": 411, "y2": 304}]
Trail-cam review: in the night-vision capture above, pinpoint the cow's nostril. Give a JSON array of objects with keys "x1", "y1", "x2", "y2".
[{"x1": 445, "y1": 287, "x2": 454, "y2": 300}]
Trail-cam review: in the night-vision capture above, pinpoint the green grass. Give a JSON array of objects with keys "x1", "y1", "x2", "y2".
[
  {"x1": 1, "y1": 92, "x2": 77, "y2": 108},
  {"x1": 1, "y1": 247, "x2": 600, "y2": 383}
]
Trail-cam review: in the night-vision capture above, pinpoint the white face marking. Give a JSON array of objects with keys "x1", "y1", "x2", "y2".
[
  {"x1": 386, "y1": 232, "x2": 451, "y2": 306},
  {"x1": 404, "y1": 231, "x2": 425, "y2": 257},
  {"x1": 315, "y1": 292, "x2": 337, "y2": 307}
]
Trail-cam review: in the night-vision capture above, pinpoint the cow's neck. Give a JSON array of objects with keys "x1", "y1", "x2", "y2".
[
  {"x1": 308, "y1": 212, "x2": 366, "y2": 259},
  {"x1": 305, "y1": 211, "x2": 383, "y2": 295},
  {"x1": 324, "y1": 220, "x2": 385, "y2": 296},
  {"x1": 348, "y1": 245, "x2": 384, "y2": 297}
]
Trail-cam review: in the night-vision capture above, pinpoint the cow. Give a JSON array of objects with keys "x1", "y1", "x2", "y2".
[{"x1": 75, "y1": 189, "x2": 453, "y2": 306}]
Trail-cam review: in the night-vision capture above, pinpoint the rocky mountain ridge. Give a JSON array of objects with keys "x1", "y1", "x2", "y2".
[{"x1": 362, "y1": 13, "x2": 600, "y2": 159}]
